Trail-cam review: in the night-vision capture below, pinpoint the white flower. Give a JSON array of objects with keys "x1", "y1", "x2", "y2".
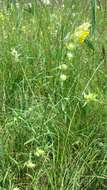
[
  {"x1": 28, "y1": 107, "x2": 32, "y2": 112},
  {"x1": 60, "y1": 74, "x2": 67, "y2": 81},
  {"x1": 41, "y1": 0, "x2": 50, "y2": 5},
  {"x1": 16, "y1": 3, "x2": 20, "y2": 9},
  {"x1": 11, "y1": 48, "x2": 20, "y2": 62},
  {"x1": 72, "y1": 13, "x2": 76, "y2": 17},
  {"x1": 59, "y1": 64, "x2": 68, "y2": 71},
  {"x1": 11, "y1": 48, "x2": 17, "y2": 56},
  {"x1": 67, "y1": 52, "x2": 74, "y2": 59},
  {"x1": 72, "y1": 5, "x2": 75, "y2": 9},
  {"x1": 28, "y1": 3, "x2": 32, "y2": 8},
  {"x1": 97, "y1": 6, "x2": 100, "y2": 9},
  {"x1": 62, "y1": 4, "x2": 64, "y2": 8}
]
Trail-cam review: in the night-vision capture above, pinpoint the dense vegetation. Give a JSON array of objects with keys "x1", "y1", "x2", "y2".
[{"x1": 0, "y1": 0, "x2": 107, "y2": 189}]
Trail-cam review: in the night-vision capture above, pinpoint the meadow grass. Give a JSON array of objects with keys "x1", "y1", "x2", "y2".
[{"x1": 0, "y1": 0, "x2": 107, "y2": 189}]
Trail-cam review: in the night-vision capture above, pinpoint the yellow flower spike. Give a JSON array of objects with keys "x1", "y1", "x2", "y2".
[
  {"x1": 79, "y1": 31, "x2": 89, "y2": 44},
  {"x1": 73, "y1": 22, "x2": 90, "y2": 44}
]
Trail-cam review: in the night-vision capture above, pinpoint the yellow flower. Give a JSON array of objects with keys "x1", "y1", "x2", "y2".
[
  {"x1": 79, "y1": 31, "x2": 89, "y2": 44},
  {"x1": 74, "y1": 22, "x2": 90, "y2": 44}
]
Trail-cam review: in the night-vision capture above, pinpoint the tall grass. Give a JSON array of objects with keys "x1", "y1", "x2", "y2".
[
  {"x1": 91, "y1": 0, "x2": 96, "y2": 34},
  {"x1": 0, "y1": 0, "x2": 107, "y2": 189}
]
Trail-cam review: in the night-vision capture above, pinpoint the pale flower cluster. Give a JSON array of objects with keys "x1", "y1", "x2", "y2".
[
  {"x1": 35, "y1": 147, "x2": 45, "y2": 157},
  {"x1": 26, "y1": 160, "x2": 35, "y2": 169},
  {"x1": 66, "y1": 22, "x2": 91, "y2": 52},
  {"x1": 59, "y1": 64, "x2": 68, "y2": 82},
  {"x1": 62, "y1": 22, "x2": 91, "y2": 83},
  {"x1": 83, "y1": 92, "x2": 97, "y2": 106},
  {"x1": 73, "y1": 22, "x2": 91, "y2": 44},
  {"x1": 11, "y1": 48, "x2": 20, "y2": 62}
]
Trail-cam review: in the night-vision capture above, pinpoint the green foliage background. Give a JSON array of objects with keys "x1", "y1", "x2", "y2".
[{"x1": 0, "y1": 0, "x2": 107, "y2": 189}]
